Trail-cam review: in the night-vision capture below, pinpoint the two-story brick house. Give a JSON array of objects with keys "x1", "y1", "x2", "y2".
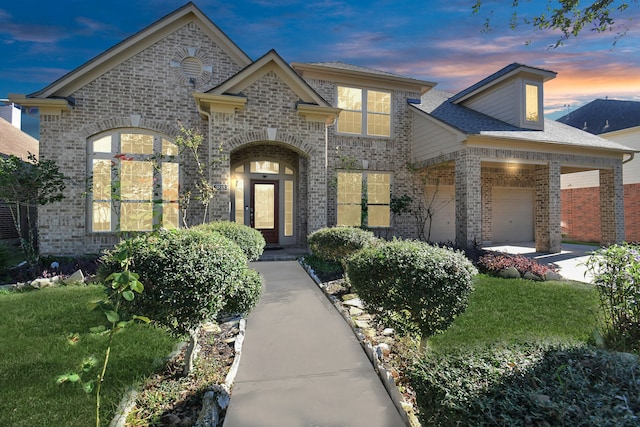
[{"x1": 9, "y1": 2, "x2": 634, "y2": 256}]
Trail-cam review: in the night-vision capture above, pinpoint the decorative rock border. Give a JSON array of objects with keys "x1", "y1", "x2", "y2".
[
  {"x1": 109, "y1": 318, "x2": 247, "y2": 427},
  {"x1": 300, "y1": 259, "x2": 421, "y2": 427}
]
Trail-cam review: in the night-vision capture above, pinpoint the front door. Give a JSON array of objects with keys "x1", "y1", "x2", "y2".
[{"x1": 251, "y1": 180, "x2": 279, "y2": 244}]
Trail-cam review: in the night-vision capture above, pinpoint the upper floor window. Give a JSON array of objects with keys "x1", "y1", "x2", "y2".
[
  {"x1": 89, "y1": 131, "x2": 179, "y2": 232},
  {"x1": 524, "y1": 82, "x2": 540, "y2": 123},
  {"x1": 337, "y1": 86, "x2": 391, "y2": 137}
]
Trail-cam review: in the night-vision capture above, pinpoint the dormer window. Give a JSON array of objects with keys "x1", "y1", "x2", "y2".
[{"x1": 523, "y1": 81, "x2": 543, "y2": 128}]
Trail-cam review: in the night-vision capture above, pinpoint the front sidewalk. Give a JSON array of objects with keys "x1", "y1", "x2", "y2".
[{"x1": 223, "y1": 261, "x2": 405, "y2": 427}]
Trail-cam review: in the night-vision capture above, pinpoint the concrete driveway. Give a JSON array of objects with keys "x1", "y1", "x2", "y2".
[{"x1": 481, "y1": 242, "x2": 601, "y2": 283}]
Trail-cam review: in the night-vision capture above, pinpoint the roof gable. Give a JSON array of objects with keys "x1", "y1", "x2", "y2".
[
  {"x1": 208, "y1": 50, "x2": 330, "y2": 106},
  {"x1": 450, "y1": 63, "x2": 556, "y2": 104},
  {"x1": 557, "y1": 99, "x2": 640, "y2": 135},
  {"x1": 29, "y1": 2, "x2": 251, "y2": 99}
]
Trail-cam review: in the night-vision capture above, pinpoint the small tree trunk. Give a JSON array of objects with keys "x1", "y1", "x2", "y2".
[
  {"x1": 183, "y1": 327, "x2": 200, "y2": 376},
  {"x1": 419, "y1": 336, "x2": 429, "y2": 354}
]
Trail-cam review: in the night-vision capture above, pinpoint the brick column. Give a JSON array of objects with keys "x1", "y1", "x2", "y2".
[
  {"x1": 535, "y1": 161, "x2": 561, "y2": 253},
  {"x1": 600, "y1": 164, "x2": 625, "y2": 245},
  {"x1": 455, "y1": 150, "x2": 482, "y2": 248},
  {"x1": 306, "y1": 147, "x2": 328, "y2": 235}
]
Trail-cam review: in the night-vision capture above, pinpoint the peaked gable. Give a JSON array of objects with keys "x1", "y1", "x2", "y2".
[
  {"x1": 195, "y1": 50, "x2": 340, "y2": 123},
  {"x1": 29, "y1": 2, "x2": 251, "y2": 100}
]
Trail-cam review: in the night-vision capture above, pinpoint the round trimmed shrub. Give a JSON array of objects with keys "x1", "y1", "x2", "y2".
[
  {"x1": 98, "y1": 228, "x2": 248, "y2": 336},
  {"x1": 221, "y1": 267, "x2": 263, "y2": 316},
  {"x1": 192, "y1": 221, "x2": 266, "y2": 261},
  {"x1": 347, "y1": 239, "x2": 477, "y2": 346},
  {"x1": 307, "y1": 226, "x2": 378, "y2": 264}
]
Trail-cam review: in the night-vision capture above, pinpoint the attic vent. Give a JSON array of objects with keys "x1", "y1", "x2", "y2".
[{"x1": 181, "y1": 57, "x2": 203, "y2": 78}]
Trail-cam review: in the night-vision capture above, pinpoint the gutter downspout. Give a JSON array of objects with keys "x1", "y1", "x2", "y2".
[{"x1": 623, "y1": 152, "x2": 635, "y2": 164}]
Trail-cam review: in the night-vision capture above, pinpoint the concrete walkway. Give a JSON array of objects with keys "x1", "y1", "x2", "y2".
[{"x1": 223, "y1": 261, "x2": 405, "y2": 427}]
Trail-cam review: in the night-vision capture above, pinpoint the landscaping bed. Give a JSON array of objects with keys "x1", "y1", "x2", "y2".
[{"x1": 302, "y1": 253, "x2": 639, "y2": 426}]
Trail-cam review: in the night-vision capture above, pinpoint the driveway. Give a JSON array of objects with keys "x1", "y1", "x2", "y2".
[{"x1": 481, "y1": 242, "x2": 600, "y2": 283}]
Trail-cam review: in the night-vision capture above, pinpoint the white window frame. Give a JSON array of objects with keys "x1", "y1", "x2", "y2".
[
  {"x1": 87, "y1": 130, "x2": 179, "y2": 233},
  {"x1": 521, "y1": 80, "x2": 543, "y2": 129},
  {"x1": 337, "y1": 86, "x2": 392, "y2": 137},
  {"x1": 336, "y1": 170, "x2": 391, "y2": 228}
]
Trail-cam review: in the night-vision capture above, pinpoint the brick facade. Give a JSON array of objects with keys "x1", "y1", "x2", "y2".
[
  {"x1": 561, "y1": 183, "x2": 640, "y2": 243},
  {"x1": 27, "y1": 6, "x2": 630, "y2": 255}
]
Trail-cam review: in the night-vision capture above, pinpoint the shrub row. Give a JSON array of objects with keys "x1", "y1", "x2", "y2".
[
  {"x1": 191, "y1": 220, "x2": 266, "y2": 261},
  {"x1": 308, "y1": 227, "x2": 477, "y2": 348},
  {"x1": 98, "y1": 224, "x2": 262, "y2": 337},
  {"x1": 478, "y1": 252, "x2": 553, "y2": 278},
  {"x1": 307, "y1": 226, "x2": 378, "y2": 266},
  {"x1": 409, "y1": 342, "x2": 640, "y2": 426}
]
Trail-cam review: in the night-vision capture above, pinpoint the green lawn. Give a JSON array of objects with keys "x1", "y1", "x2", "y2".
[
  {"x1": 0, "y1": 285, "x2": 179, "y2": 427},
  {"x1": 428, "y1": 274, "x2": 600, "y2": 352}
]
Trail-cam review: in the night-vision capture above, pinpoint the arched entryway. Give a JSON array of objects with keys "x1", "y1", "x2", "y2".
[{"x1": 230, "y1": 143, "x2": 307, "y2": 246}]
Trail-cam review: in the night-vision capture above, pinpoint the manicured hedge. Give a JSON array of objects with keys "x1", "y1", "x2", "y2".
[
  {"x1": 409, "y1": 342, "x2": 640, "y2": 426},
  {"x1": 192, "y1": 221, "x2": 266, "y2": 261},
  {"x1": 307, "y1": 226, "x2": 378, "y2": 265},
  {"x1": 347, "y1": 239, "x2": 477, "y2": 343},
  {"x1": 98, "y1": 228, "x2": 252, "y2": 336}
]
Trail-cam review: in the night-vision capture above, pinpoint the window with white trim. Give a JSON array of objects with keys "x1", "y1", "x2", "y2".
[
  {"x1": 524, "y1": 82, "x2": 541, "y2": 123},
  {"x1": 337, "y1": 171, "x2": 391, "y2": 227},
  {"x1": 89, "y1": 131, "x2": 179, "y2": 232},
  {"x1": 337, "y1": 86, "x2": 391, "y2": 137}
]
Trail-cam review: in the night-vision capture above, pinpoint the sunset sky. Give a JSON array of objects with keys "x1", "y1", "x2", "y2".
[{"x1": 1, "y1": 0, "x2": 638, "y2": 132}]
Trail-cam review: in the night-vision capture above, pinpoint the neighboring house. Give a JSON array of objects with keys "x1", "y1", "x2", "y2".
[
  {"x1": 0, "y1": 102, "x2": 39, "y2": 241},
  {"x1": 558, "y1": 99, "x2": 640, "y2": 243},
  {"x1": 8, "y1": 2, "x2": 633, "y2": 256}
]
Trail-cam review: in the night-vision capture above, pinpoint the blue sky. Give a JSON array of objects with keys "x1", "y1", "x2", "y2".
[{"x1": 1, "y1": 0, "x2": 639, "y2": 130}]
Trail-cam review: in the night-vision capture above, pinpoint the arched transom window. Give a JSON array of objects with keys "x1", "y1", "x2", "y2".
[{"x1": 89, "y1": 130, "x2": 179, "y2": 232}]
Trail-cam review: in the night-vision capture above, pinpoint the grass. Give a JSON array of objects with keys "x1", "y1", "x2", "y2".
[
  {"x1": 427, "y1": 274, "x2": 600, "y2": 352},
  {"x1": 0, "y1": 284, "x2": 179, "y2": 427}
]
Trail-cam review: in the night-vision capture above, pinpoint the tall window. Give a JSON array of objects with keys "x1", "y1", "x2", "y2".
[
  {"x1": 525, "y1": 83, "x2": 540, "y2": 123},
  {"x1": 337, "y1": 86, "x2": 391, "y2": 137},
  {"x1": 337, "y1": 171, "x2": 391, "y2": 227},
  {"x1": 89, "y1": 131, "x2": 179, "y2": 232}
]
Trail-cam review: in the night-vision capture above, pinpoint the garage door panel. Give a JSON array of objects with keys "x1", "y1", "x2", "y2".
[
  {"x1": 493, "y1": 188, "x2": 534, "y2": 242},
  {"x1": 425, "y1": 185, "x2": 455, "y2": 243}
]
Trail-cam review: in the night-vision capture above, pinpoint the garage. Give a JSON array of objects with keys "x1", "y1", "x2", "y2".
[
  {"x1": 424, "y1": 185, "x2": 455, "y2": 243},
  {"x1": 492, "y1": 187, "x2": 534, "y2": 243}
]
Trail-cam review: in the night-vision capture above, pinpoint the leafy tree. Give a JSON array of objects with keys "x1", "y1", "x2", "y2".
[
  {"x1": 0, "y1": 153, "x2": 66, "y2": 265},
  {"x1": 472, "y1": 0, "x2": 637, "y2": 47}
]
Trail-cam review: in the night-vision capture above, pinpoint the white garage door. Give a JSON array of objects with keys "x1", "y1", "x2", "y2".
[
  {"x1": 492, "y1": 187, "x2": 534, "y2": 243},
  {"x1": 425, "y1": 185, "x2": 455, "y2": 243}
]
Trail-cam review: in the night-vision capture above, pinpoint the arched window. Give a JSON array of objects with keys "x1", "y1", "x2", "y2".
[{"x1": 89, "y1": 130, "x2": 179, "y2": 232}]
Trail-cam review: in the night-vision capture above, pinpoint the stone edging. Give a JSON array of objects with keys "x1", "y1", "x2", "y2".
[
  {"x1": 299, "y1": 259, "x2": 421, "y2": 427},
  {"x1": 109, "y1": 318, "x2": 247, "y2": 427}
]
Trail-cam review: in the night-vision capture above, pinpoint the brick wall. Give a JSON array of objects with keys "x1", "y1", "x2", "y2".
[
  {"x1": 561, "y1": 183, "x2": 640, "y2": 243},
  {"x1": 37, "y1": 23, "x2": 244, "y2": 255}
]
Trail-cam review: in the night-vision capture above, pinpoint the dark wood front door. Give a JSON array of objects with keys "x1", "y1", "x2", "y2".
[{"x1": 251, "y1": 180, "x2": 278, "y2": 244}]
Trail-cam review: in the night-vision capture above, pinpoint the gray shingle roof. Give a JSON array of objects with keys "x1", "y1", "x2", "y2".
[
  {"x1": 557, "y1": 99, "x2": 640, "y2": 135},
  {"x1": 449, "y1": 62, "x2": 556, "y2": 103},
  {"x1": 414, "y1": 89, "x2": 635, "y2": 153},
  {"x1": 303, "y1": 61, "x2": 410, "y2": 79}
]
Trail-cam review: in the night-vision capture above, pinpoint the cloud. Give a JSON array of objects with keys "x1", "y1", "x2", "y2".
[{"x1": 0, "y1": 9, "x2": 68, "y2": 43}]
